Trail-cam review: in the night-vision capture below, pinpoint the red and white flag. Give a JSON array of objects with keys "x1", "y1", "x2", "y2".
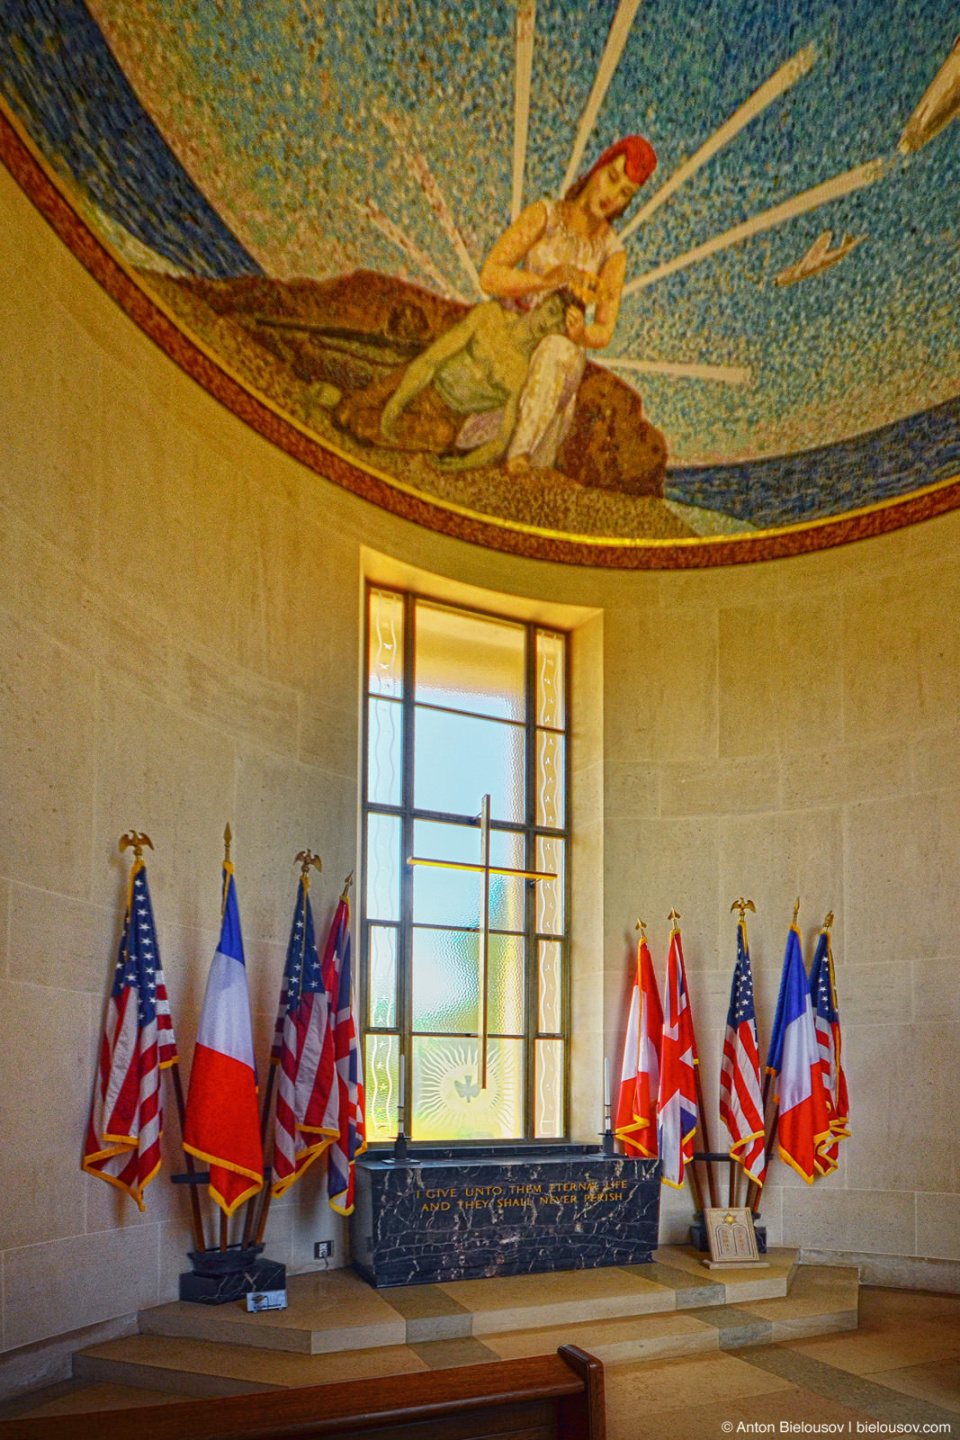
[
  {"x1": 183, "y1": 865, "x2": 263, "y2": 1216},
  {"x1": 614, "y1": 936, "x2": 663, "y2": 1157},
  {"x1": 271, "y1": 875, "x2": 338, "y2": 1197},
  {"x1": 322, "y1": 891, "x2": 366, "y2": 1215},
  {"x1": 719, "y1": 918, "x2": 766, "y2": 1186},
  {"x1": 83, "y1": 859, "x2": 178, "y2": 1210},
  {"x1": 657, "y1": 927, "x2": 699, "y2": 1189}
]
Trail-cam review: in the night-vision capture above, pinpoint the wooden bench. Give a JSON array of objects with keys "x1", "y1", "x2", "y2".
[{"x1": 0, "y1": 1344, "x2": 604, "y2": 1440}]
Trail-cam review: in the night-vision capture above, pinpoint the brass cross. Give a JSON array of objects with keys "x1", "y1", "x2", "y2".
[{"x1": 407, "y1": 794, "x2": 556, "y2": 1089}]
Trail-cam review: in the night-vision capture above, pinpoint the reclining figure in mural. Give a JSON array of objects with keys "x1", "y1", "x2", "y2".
[
  {"x1": 336, "y1": 134, "x2": 659, "y2": 477},
  {"x1": 336, "y1": 290, "x2": 574, "y2": 471}
]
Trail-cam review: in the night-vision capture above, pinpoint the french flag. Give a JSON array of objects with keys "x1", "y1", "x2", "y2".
[
  {"x1": 766, "y1": 925, "x2": 832, "y2": 1184},
  {"x1": 183, "y1": 866, "x2": 263, "y2": 1216}
]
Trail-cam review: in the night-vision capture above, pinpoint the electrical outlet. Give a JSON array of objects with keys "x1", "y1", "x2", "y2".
[{"x1": 314, "y1": 1240, "x2": 333, "y2": 1260}]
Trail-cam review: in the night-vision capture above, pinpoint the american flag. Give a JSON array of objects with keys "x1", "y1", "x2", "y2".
[
  {"x1": 657, "y1": 927, "x2": 698, "y2": 1189},
  {"x1": 322, "y1": 892, "x2": 366, "y2": 1215},
  {"x1": 719, "y1": 920, "x2": 766, "y2": 1186},
  {"x1": 271, "y1": 876, "x2": 338, "y2": 1197},
  {"x1": 810, "y1": 929, "x2": 850, "y2": 1174},
  {"x1": 83, "y1": 861, "x2": 178, "y2": 1210}
]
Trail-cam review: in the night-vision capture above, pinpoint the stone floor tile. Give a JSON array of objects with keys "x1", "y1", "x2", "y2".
[
  {"x1": 601, "y1": 1348, "x2": 794, "y2": 1418},
  {"x1": 9, "y1": 1383, "x2": 187, "y2": 1417},
  {"x1": 408, "y1": 1337, "x2": 500, "y2": 1369},
  {"x1": 782, "y1": 1319, "x2": 960, "y2": 1374},
  {"x1": 606, "y1": 1381, "x2": 869, "y2": 1440},
  {"x1": 378, "y1": 1283, "x2": 473, "y2": 1342},
  {"x1": 738, "y1": 1342, "x2": 960, "y2": 1427},
  {"x1": 872, "y1": 1356, "x2": 960, "y2": 1414},
  {"x1": 482, "y1": 1311, "x2": 717, "y2": 1365},
  {"x1": 682, "y1": 1304, "x2": 773, "y2": 1348}
]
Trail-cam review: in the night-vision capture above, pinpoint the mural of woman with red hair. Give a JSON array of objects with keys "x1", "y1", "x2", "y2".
[{"x1": 464, "y1": 134, "x2": 657, "y2": 474}]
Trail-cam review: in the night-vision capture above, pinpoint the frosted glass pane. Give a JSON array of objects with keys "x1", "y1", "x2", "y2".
[
  {"x1": 536, "y1": 630, "x2": 565, "y2": 729},
  {"x1": 415, "y1": 601, "x2": 525, "y2": 721},
  {"x1": 488, "y1": 934, "x2": 524, "y2": 1036},
  {"x1": 414, "y1": 708, "x2": 524, "y2": 822},
  {"x1": 411, "y1": 1037, "x2": 523, "y2": 1141},
  {"x1": 368, "y1": 925, "x2": 397, "y2": 1028},
  {"x1": 412, "y1": 928, "x2": 479, "y2": 1033},
  {"x1": 411, "y1": 822, "x2": 526, "y2": 930},
  {"x1": 489, "y1": 830, "x2": 526, "y2": 932},
  {"x1": 535, "y1": 836, "x2": 564, "y2": 936},
  {"x1": 368, "y1": 589, "x2": 404, "y2": 697},
  {"x1": 365, "y1": 1033, "x2": 399, "y2": 1142},
  {"x1": 535, "y1": 1038, "x2": 564, "y2": 1138},
  {"x1": 366, "y1": 812, "x2": 400, "y2": 921},
  {"x1": 535, "y1": 729, "x2": 565, "y2": 829},
  {"x1": 367, "y1": 698, "x2": 402, "y2": 807},
  {"x1": 412, "y1": 820, "x2": 482, "y2": 928},
  {"x1": 538, "y1": 940, "x2": 562, "y2": 1034}
]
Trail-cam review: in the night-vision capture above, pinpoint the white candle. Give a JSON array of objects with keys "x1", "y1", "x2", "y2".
[
  {"x1": 398, "y1": 1052, "x2": 406, "y2": 1111},
  {"x1": 603, "y1": 1057, "x2": 611, "y2": 1112}
]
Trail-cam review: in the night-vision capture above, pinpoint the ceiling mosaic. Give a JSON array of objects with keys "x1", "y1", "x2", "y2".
[{"x1": 2, "y1": 0, "x2": 958, "y2": 565}]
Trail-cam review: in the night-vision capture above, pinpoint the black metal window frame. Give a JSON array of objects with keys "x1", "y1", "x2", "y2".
[{"x1": 359, "y1": 583, "x2": 572, "y2": 1147}]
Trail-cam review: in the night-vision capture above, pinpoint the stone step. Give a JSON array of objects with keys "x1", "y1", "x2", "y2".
[
  {"x1": 136, "y1": 1246, "x2": 799, "y2": 1355},
  {"x1": 73, "y1": 1263, "x2": 858, "y2": 1401}
]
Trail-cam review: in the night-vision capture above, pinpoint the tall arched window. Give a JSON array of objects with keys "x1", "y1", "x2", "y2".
[{"x1": 361, "y1": 586, "x2": 570, "y2": 1145}]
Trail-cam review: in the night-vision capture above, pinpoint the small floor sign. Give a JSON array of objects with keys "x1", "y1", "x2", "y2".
[{"x1": 246, "y1": 1289, "x2": 288, "y2": 1312}]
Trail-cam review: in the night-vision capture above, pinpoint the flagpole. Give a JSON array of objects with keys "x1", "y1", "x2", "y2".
[
  {"x1": 220, "y1": 825, "x2": 232, "y2": 1254},
  {"x1": 671, "y1": 909, "x2": 719, "y2": 1209},
  {"x1": 119, "y1": 831, "x2": 207, "y2": 1255},
  {"x1": 727, "y1": 898, "x2": 757, "y2": 1210},
  {"x1": 243, "y1": 851, "x2": 323, "y2": 1250},
  {"x1": 747, "y1": 896, "x2": 801, "y2": 1213},
  {"x1": 253, "y1": 868, "x2": 352, "y2": 1251}
]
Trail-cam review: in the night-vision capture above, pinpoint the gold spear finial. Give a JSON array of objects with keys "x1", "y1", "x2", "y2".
[
  {"x1": 119, "y1": 831, "x2": 153, "y2": 860},
  {"x1": 341, "y1": 870, "x2": 354, "y2": 901},
  {"x1": 821, "y1": 910, "x2": 834, "y2": 932},
  {"x1": 223, "y1": 824, "x2": 233, "y2": 865},
  {"x1": 635, "y1": 917, "x2": 647, "y2": 939},
  {"x1": 792, "y1": 896, "x2": 801, "y2": 926},
  {"x1": 668, "y1": 908, "x2": 681, "y2": 932},
  {"x1": 730, "y1": 897, "x2": 756, "y2": 924},
  {"x1": 295, "y1": 849, "x2": 323, "y2": 877}
]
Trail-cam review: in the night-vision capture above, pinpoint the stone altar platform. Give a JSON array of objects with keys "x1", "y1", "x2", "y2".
[
  {"x1": 351, "y1": 1144, "x2": 660, "y2": 1287},
  {"x1": 70, "y1": 1250, "x2": 862, "y2": 1399}
]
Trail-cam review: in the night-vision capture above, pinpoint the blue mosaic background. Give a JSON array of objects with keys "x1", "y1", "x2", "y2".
[{"x1": 0, "y1": 0, "x2": 260, "y2": 277}]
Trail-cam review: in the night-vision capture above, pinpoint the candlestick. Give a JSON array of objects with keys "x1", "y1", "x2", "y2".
[
  {"x1": 393, "y1": 1050, "x2": 409, "y2": 1163},
  {"x1": 603, "y1": 1057, "x2": 611, "y2": 1112}
]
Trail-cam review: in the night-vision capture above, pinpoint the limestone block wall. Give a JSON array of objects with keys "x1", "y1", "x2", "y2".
[
  {"x1": 600, "y1": 532, "x2": 960, "y2": 1273},
  {"x1": 2, "y1": 154, "x2": 959, "y2": 1363}
]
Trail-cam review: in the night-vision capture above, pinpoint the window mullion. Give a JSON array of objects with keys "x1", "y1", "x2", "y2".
[
  {"x1": 523, "y1": 620, "x2": 538, "y2": 1142},
  {"x1": 398, "y1": 592, "x2": 417, "y2": 1121}
]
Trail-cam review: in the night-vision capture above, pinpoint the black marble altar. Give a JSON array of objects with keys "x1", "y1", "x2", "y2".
[{"x1": 351, "y1": 1144, "x2": 660, "y2": 1288}]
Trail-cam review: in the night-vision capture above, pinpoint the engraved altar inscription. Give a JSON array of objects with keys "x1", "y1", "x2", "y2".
[{"x1": 421, "y1": 1178, "x2": 629, "y2": 1214}]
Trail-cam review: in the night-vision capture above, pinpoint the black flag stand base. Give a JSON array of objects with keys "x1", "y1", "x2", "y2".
[
  {"x1": 172, "y1": 1171, "x2": 287, "y2": 1305},
  {"x1": 686, "y1": 1153, "x2": 767, "y2": 1255}
]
